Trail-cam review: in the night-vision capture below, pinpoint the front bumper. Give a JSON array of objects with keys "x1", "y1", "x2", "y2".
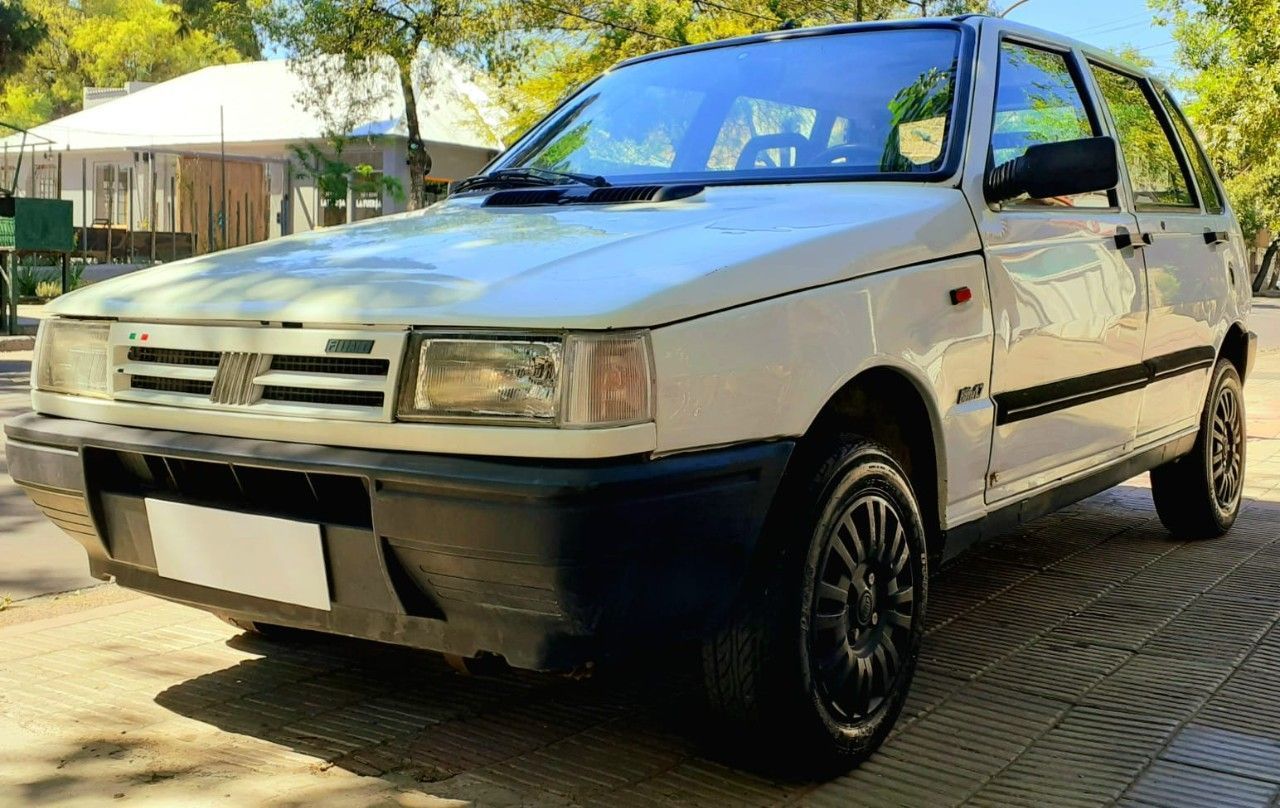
[{"x1": 5, "y1": 413, "x2": 791, "y2": 670}]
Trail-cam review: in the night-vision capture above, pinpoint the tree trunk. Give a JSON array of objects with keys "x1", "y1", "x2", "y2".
[{"x1": 397, "y1": 55, "x2": 432, "y2": 210}]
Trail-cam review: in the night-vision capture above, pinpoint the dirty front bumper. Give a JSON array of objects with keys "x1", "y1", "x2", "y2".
[{"x1": 5, "y1": 412, "x2": 791, "y2": 671}]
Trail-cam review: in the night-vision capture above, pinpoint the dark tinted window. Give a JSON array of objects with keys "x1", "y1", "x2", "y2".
[
  {"x1": 495, "y1": 29, "x2": 963, "y2": 184},
  {"x1": 1090, "y1": 65, "x2": 1195, "y2": 209},
  {"x1": 992, "y1": 42, "x2": 1108, "y2": 207},
  {"x1": 1160, "y1": 90, "x2": 1223, "y2": 214}
]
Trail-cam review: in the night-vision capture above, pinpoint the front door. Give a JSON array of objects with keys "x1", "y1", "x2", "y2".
[
  {"x1": 970, "y1": 36, "x2": 1148, "y2": 503},
  {"x1": 1088, "y1": 63, "x2": 1236, "y2": 442}
]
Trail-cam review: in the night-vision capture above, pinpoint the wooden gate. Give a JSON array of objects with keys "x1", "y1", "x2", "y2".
[{"x1": 177, "y1": 157, "x2": 271, "y2": 254}]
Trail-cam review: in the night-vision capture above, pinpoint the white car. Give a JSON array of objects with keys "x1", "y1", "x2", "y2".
[{"x1": 7, "y1": 16, "x2": 1256, "y2": 772}]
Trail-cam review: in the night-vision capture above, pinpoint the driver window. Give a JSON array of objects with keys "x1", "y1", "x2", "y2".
[
  {"x1": 709, "y1": 96, "x2": 817, "y2": 170},
  {"x1": 992, "y1": 41, "x2": 1110, "y2": 208}
]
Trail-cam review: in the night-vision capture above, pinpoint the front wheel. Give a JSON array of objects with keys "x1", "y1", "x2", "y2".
[
  {"x1": 1151, "y1": 359, "x2": 1246, "y2": 538},
  {"x1": 701, "y1": 439, "x2": 927, "y2": 775}
]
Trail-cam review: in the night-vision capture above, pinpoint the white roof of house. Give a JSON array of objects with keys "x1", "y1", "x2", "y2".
[{"x1": 1, "y1": 57, "x2": 504, "y2": 153}]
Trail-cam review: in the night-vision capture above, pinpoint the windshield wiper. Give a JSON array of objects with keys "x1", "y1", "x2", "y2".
[{"x1": 453, "y1": 167, "x2": 611, "y2": 194}]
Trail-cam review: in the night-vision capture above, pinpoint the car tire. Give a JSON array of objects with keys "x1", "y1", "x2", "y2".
[
  {"x1": 1150, "y1": 358, "x2": 1246, "y2": 539},
  {"x1": 701, "y1": 438, "x2": 927, "y2": 776}
]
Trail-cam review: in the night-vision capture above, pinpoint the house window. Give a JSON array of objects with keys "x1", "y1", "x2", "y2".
[
  {"x1": 33, "y1": 164, "x2": 58, "y2": 199},
  {"x1": 94, "y1": 164, "x2": 133, "y2": 225}
]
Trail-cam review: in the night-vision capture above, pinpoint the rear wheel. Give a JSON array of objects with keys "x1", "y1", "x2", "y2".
[
  {"x1": 701, "y1": 439, "x2": 927, "y2": 775},
  {"x1": 1151, "y1": 359, "x2": 1246, "y2": 538}
]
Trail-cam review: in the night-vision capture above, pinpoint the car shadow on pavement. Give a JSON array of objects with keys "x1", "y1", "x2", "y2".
[{"x1": 145, "y1": 484, "x2": 1280, "y2": 804}]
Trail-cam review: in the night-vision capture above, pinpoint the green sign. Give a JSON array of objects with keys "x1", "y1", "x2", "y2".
[{"x1": 0, "y1": 197, "x2": 75, "y2": 253}]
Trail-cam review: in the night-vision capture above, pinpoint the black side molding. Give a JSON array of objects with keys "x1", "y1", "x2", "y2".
[
  {"x1": 1145, "y1": 345, "x2": 1216, "y2": 381},
  {"x1": 994, "y1": 346, "x2": 1216, "y2": 426}
]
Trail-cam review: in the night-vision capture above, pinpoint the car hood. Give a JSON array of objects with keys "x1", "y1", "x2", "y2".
[{"x1": 50, "y1": 183, "x2": 980, "y2": 329}]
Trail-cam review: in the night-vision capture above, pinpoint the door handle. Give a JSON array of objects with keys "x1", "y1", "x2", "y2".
[
  {"x1": 1115, "y1": 228, "x2": 1152, "y2": 250},
  {"x1": 1204, "y1": 230, "x2": 1230, "y2": 245}
]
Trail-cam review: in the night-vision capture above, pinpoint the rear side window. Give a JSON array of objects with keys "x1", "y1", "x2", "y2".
[
  {"x1": 991, "y1": 41, "x2": 1108, "y2": 208},
  {"x1": 1159, "y1": 91, "x2": 1224, "y2": 214},
  {"x1": 1089, "y1": 65, "x2": 1196, "y2": 210}
]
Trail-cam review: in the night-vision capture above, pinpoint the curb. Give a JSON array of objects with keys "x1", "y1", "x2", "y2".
[{"x1": 0, "y1": 335, "x2": 35, "y2": 352}]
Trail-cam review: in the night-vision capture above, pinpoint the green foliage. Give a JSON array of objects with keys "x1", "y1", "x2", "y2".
[
  {"x1": 14, "y1": 259, "x2": 83, "y2": 299},
  {"x1": 1153, "y1": 0, "x2": 1280, "y2": 238},
  {"x1": 0, "y1": 1, "x2": 46, "y2": 82},
  {"x1": 0, "y1": 0, "x2": 247, "y2": 128},
  {"x1": 168, "y1": 0, "x2": 266, "y2": 59},
  {"x1": 259, "y1": 0, "x2": 519, "y2": 208},
  {"x1": 882, "y1": 65, "x2": 955, "y2": 171},
  {"x1": 290, "y1": 138, "x2": 405, "y2": 218}
]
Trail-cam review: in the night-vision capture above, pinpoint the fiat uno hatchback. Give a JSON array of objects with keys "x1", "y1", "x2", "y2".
[{"x1": 7, "y1": 15, "x2": 1255, "y2": 772}]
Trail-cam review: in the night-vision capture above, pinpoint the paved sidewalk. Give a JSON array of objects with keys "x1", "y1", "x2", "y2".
[
  {"x1": 2, "y1": 353, "x2": 1279, "y2": 806},
  {"x1": 0, "y1": 352, "x2": 97, "y2": 601}
]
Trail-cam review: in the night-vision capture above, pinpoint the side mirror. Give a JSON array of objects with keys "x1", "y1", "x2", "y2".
[{"x1": 984, "y1": 136, "x2": 1119, "y2": 205}]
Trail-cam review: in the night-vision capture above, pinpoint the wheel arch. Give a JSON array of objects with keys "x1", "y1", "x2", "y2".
[
  {"x1": 798, "y1": 362, "x2": 947, "y2": 556},
  {"x1": 1220, "y1": 322, "x2": 1251, "y2": 381}
]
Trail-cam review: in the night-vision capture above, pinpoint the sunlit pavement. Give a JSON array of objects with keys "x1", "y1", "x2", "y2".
[{"x1": 2, "y1": 351, "x2": 1279, "y2": 806}]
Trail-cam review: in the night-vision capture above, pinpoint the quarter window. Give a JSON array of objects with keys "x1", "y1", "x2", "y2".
[
  {"x1": 1090, "y1": 65, "x2": 1196, "y2": 209},
  {"x1": 991, "y1": 42, "x2": 1108, "y2": 208},
  {"x1": 1160, "y1": 90, "x2": 1223, "y2": 214}
]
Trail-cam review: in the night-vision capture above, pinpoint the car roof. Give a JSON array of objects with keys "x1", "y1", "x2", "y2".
[{"x1": 612, "y1": 15, "x2": 1160, "y2": 87}]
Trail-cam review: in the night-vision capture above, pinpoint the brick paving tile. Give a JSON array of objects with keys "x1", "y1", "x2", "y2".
[{"x1": 3, "y1": 355, "x2": 1280, "y2": 804}]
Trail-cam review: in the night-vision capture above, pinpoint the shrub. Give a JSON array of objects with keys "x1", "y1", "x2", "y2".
[{"x1": 16, "y1": 261, "x2": 84, "y2": 300}]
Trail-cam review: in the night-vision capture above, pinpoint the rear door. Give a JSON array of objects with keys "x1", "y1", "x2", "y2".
[
  {"x1": 970, "y1": 35, "x2": 1148, "y2": 503},
  {"x1": 1086, "y1": 63, "x2": 1229, "y2": 442}
]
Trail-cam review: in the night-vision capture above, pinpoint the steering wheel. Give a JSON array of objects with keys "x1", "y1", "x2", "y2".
[
  {"x1": 808, "y1": 143, "x2": 884, "y2": 169},
  {"x1": 736, "y1": 133, "x2": 812, "y2": 170}
]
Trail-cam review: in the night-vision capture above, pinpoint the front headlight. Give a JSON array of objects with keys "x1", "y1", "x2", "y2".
[
  {"x1": 34, "y1": 319, "x2": 112, "y2": 398},
  {"x1": 397, "y1": 331, "x2": 653, "y2": 427}
]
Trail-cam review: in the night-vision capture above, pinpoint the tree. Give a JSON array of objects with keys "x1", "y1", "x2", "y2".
[
  {"x1": 1153, "y1": 0, "x2": 1280, "y2": 238},
  {"x1": 0, "y1": 0, "x2": 246, "y2": 128},
  {"x1": 0, "y1": 1, "x2": 46, "y2": 83},
  {"x1": 505, "y1": 1, "x2": 997, "y2": 139},
  {"x1": 169, "y1": 0, "x2": 266, "y2": 60},
  {"x1": 260, "y1": 0, "x2": 518, "y2": 210}
]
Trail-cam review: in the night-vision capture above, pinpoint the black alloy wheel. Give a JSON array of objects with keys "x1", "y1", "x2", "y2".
[
  {"x1": 809, "y1": 492, "x2": 915, "y2": 723},
  {"x1": 1151, "y1": 358, "x2": 1246, "y2": 538}
]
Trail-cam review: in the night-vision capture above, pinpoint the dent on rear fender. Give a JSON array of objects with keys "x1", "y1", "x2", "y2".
[{"x1": 650, "y1": 254, "x2": 996, "y2": 528}]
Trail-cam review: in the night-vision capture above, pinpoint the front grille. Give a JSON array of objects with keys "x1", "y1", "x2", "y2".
[
  {"x1": 128, "y1": 346, "x2": 222, "y2": 367},
  {"x1": 112, "y1": 325, "x2": 402, "y2": 421},
  {"x1": 261, "y1": 386, "x2": 385, "y2": 407},
  {"x1": 271, "y1": 355, "x2": 390, "y2": 376},
  {"x1": 131, "y1": 376, "x2": 215, "y2": 396}
]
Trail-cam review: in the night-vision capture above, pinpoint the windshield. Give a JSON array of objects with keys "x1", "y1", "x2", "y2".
[{"x1": 492, "y1": 27, "x2": 965, "y2": 187}]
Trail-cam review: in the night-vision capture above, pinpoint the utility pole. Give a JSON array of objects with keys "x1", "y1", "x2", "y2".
[{"x1": 220, "y1": 106, "x2": 228, "y2": 251}]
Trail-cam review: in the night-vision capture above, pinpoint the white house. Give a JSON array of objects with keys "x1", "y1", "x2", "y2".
[{"x1": 0, "y1": 57, "x2": 505, "y2": 261}]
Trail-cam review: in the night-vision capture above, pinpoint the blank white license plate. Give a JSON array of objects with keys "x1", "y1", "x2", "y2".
[{"x1": 146, "y1": 499, "x2": 331, "y2": 611}]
